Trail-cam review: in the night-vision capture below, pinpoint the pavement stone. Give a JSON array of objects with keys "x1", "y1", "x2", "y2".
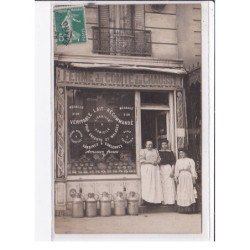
[{"x1": 54, "y1": 212, "x2": 201, "y2": 234}]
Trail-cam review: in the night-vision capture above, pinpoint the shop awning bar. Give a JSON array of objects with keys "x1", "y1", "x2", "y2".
[{"x1": 70, "y1": 63, "x2": 187, "y2": 75}]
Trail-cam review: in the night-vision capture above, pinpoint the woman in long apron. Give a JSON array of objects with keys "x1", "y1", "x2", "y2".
[
  {"x1": 159, "y1": 140, "x2": 176, "y2": 205},
  {"x1": 175, "y1": 148, "x2": 198, "y2": 213},
  {"x1": 140, "y1": 140, "x2": 163, "y2": 204}
]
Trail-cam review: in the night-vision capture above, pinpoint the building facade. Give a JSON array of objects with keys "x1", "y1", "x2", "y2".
[{"x1": 54, "y1": 3, "x2": 201, "y2": 215}]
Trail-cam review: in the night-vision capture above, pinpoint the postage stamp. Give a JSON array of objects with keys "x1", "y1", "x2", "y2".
[{"x1": 54, "y1": 6, "x2": 86, "y2": 45}]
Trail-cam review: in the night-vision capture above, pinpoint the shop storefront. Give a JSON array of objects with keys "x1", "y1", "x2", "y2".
[{"x1": 54, "y1": 63, "x2": 187, "y2": 215}]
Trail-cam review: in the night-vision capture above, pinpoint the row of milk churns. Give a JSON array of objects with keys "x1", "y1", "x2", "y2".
[{"x1": 72, "y1": 191, "x2": 139, "y2": 218}]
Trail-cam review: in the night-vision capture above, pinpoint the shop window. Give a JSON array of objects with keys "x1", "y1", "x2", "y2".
[{"x1": 67, "y1": 88, "x2": 136, "y2": 175}]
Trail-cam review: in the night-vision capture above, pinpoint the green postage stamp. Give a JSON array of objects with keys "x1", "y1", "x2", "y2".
[{"x1": 54, "y1": 6, "x2": 87, "y2": 45}]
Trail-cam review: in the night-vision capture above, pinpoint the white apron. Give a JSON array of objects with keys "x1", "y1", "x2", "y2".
[
  {"x1": 140, "y1": 149, "x2": 163, "y2": 203},
  {"x1": 175, "y1": 158, "x2": 197, "y2": 207},
  {"x1": 160, "y1": 164, "x2": 176, "y2": 205}
]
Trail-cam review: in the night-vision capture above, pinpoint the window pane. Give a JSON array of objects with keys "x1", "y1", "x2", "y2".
[
  {"x1": 141, "y1": 91, "x2": 169, "y2": 105},
  {"x1": 67, "y1": 88, "x2": 136, "y2": 175}
]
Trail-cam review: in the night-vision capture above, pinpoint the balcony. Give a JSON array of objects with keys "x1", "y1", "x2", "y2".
[{"x1": 92, "y1": 27, "x2": 152, "y2": 57}]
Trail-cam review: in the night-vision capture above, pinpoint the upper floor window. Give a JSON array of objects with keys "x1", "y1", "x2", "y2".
[{"x1": 93, "y1": 5, "x2": 152, "y2": 56}]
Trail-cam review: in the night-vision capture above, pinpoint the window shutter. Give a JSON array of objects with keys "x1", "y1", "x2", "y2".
[
  {"x1": 97, "y1": 5, "x2": 110, "y2": 54},
  {"x1": 98, "y1": 5, "x2": 110, "y2": 27},
  {"x1": 134, "y1": 5, "x2": 147, "y2": 55},
  {"x1": 134, "y1": 5, "x2": 145, "y2": 30}
]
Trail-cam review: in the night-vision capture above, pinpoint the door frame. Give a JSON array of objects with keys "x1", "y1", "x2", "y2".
[
  {"x1": 138, "y1": 91, "x2": 176, "y2": 154},
  {"x1": 155, "y1": 110, "x2": 171, "y2": 150}
]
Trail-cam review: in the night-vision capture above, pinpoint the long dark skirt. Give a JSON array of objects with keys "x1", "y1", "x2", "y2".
[
  {"x1": 142, "y1": 200, "x2": 161, "y2": 206},
  {"x1": 177, "y1": 203, "x2": 197, "y2": 214}
]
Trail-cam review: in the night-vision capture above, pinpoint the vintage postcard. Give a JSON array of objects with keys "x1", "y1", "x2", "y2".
[{"x1": 36, "y1": 0, "x2": 214, "y2": 240}]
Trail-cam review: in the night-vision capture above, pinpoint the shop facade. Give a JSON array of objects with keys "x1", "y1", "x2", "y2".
[
  {"x1": 53, "y1": 3, "x2": 201, "y2": 215},
  {"x1": 54, "y1": 61, "x2": 188, "y2": 215}
]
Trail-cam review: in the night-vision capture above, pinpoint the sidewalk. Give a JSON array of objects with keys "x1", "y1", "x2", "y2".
[{"x1": 55, "y1": 212, "x2": 201, "y2": 234}]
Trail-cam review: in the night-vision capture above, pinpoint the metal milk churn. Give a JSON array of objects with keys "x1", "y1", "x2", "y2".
[
  {"x1": 99, "y1": 192, "x2": 112, "y2": 217},
  {"x1": 113, "y1": 192, "x2": 126, "y2": 216},
  {"x1": 127, "y1": 191, "x2": 139, "y2": 216},
  {"x1": 72, "y1": 193, "x2": 85, "y2": 218},
  {"x1": 86, "y1": 193, "x2": 99, "y2": 217}
]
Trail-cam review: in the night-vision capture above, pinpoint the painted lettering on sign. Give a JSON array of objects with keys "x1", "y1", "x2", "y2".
[
  {"x1": 69, "y1": 107, "x2": 133, "y2": 145},
  {"x1": 56, "y1": 68, "x2": 182, "y2": 89}
]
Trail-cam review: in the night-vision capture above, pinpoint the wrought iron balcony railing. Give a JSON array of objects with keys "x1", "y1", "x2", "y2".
[{"x1": 92, "y1": 27, "x2": 152, "y2": 56}]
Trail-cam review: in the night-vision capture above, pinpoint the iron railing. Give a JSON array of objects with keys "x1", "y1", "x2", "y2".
[{"x1": 92, "y1": 27, "x2": 152, "y2": 56}]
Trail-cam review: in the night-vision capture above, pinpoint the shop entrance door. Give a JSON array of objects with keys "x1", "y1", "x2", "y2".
[{"x1": 141, "y1": 110, "x2": 170, "y2": 150}]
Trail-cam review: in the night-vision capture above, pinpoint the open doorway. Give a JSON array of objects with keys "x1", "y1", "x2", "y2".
[{"x1": 141, "y1": 110, "x2": 170, "y2": 149}]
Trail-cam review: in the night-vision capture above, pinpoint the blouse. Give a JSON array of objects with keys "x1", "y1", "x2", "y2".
[
  {"x1": 159, "y1": 150, "x2": 176, "y2": 165},
  {"x1": 174, "y1": 157, "x2": 197, "y2": 179},
  {"x1": 139, "y1": 149, "x2": 161, "y2": 165}
]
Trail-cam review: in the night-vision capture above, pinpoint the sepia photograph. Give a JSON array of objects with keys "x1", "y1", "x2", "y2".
[
  {"x1": 52, "y1": 1, "x2": 210, "y2": 237},
  {"x1": 6, "y1": 0, "x2": 250, "y2": 246}
]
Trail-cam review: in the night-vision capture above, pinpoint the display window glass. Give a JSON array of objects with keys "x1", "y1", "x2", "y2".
[{"x1": 67, "y1": 88, "x2": 136, "y2": 175}]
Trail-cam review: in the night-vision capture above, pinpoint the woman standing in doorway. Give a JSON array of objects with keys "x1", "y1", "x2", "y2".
[
  {"x1": 140, "y1": 140, "x2": 163, "y2": 204},
  {"x1": 175, "y1": 148, "x2": 198, "y2": 213},
  {"x1": 159, "y1": 140, "x2": 176, "y2": 205}
]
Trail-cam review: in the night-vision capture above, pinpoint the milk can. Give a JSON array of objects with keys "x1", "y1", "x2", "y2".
[
  {"x1": 72, "y1": 193, "x2": 85, "y2": 218},
  {"x1": 113, "y1": 192, "x2": 126, "y2": 216},
  {"x1": 99, "y1": 192, "x2": 112, "y2": 217},
  {"x1": 86, "y1": 193, "x2": 99, "y2": 217},
  {"x1": 127, "y1": 191, "x2": 139, "y2": 216}
]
